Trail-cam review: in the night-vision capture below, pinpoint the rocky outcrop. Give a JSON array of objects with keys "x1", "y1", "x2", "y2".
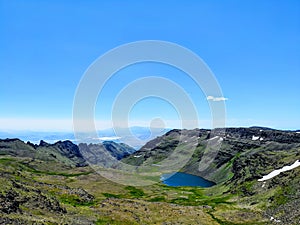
[
  {"x1": 78, "y1": 141, "x2": 136, "y2": 167},
  {"x1": 102, "y1": 141, "x2": 136, "y2": 159},
  {"x1": 0, "y1": 184, "x2": 66, "y2": 215},
  {"x1": 51, "y1": 140, "x2": 87, "y2": 166},
  {"x1": 0, "y1": 190, "x2": 22, "y2": 214}
]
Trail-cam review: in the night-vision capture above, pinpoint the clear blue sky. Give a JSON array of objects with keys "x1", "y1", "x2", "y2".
[{"x1": 1, "y1": 0, "x2": 299, "y2": 131}]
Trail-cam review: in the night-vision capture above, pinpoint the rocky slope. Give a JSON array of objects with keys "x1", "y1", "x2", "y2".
[
  {"x1": 123, "y1": 127, "x2": 300, "y2": 182},
  {"x1": 0, "y1": 127, "x2": 299, "y2": 224},
  {"x1": 0, "y1": 138, "x2": 136, "y2": 167},
  {"x1": 123, "y1": 127, "x2": 300, "y2": 224},
  {"x1": 79, "y1": 141, "x2": 136, "y2": 161}
]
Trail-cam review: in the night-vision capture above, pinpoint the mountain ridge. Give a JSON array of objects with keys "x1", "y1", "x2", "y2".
[
  {"x1": 0, "y1": 138, "x2": 136, "y2": 168},
  {"x1": 123, "y1": 127, "x2": 300, "y2": 182},
  {"x1": 0, "y1": 127, "x2": 299, "y2": 224}
]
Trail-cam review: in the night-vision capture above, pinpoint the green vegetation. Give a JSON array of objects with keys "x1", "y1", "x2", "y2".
[
  {"x1": 124, "y1": 186, "x2": 145, "y2": 197},
  {"x1": 0, "y1": 127, "x2": 299, "y2": 224},
  {"x1": 96, "y1": 217, "x2": 132, "y2": 225},
  {"x1": 148, "y1": 196, "x2": 166, "y2": 202},
  {"x1": 58, "y1": 194, "x2": 95, "y2": 207},
  {"x1": 102, "y1": 193, "x2": 122, "y2": 198}
]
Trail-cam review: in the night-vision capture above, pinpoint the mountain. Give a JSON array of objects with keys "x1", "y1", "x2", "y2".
[
  {"x1": 78, "y1": 141, "x2": 136, "y2": 164},
  {"x1": 123, "y1": 127, "x2": 300, "y2": 181},
  {"x1": 123, "y1": 127, "x2": 300, "y2": 223},
  {"x1": 0, "y1": 138, "x2": 136, "y2": 168},
  {"x1": 0, "y1": 127, "x2": 299, "y2": 224},
  {"x1": 0, "y1": 138, "x2": 83, "y2": 167}
]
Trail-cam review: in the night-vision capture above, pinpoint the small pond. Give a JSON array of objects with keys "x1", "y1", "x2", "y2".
[{"x1": 161, "y1": 172, "x2": 216, "y2": 187}]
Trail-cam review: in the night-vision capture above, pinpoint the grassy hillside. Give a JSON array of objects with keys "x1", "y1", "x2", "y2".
[
  {"x1": 123, "y1": 127, "x2": 300, "y2": 224},
  {"x1": 0, "y1": 127, "x2": 299, "y2": 224}
]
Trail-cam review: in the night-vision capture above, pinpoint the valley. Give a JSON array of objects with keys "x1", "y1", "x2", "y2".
[{"x1": 0, "y1": 127, "x2": 299, "y2": 224}]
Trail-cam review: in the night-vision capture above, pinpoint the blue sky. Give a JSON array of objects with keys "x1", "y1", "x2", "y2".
[{"x1": 0, "y1": 0, "x2": 299, "y2": 131}]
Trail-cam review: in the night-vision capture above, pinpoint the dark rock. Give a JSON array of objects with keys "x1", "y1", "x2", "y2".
[
  {"x1": 0, "y1": 190, "x2": 22, "y2": 214},
  {"x1": 39, "y1": 140, "x2": 49, "y2": 147}
]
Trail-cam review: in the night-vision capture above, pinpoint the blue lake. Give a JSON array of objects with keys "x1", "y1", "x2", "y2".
[{"x1": 161, "y1": 172, "x2": 216, "y2": 187}]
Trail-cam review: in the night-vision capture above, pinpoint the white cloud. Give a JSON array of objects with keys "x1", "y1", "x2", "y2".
[
  {"x1": 207, "y1": 96, "x2": 228, "y2": 101},
  {"x1": 93, "y1": 136, "x2": 121, "y2": 141}
]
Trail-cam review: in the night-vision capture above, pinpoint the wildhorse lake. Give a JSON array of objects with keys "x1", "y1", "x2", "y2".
[{"x1": 161, "y1": 172, "x2": 216, "y2": 187}]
